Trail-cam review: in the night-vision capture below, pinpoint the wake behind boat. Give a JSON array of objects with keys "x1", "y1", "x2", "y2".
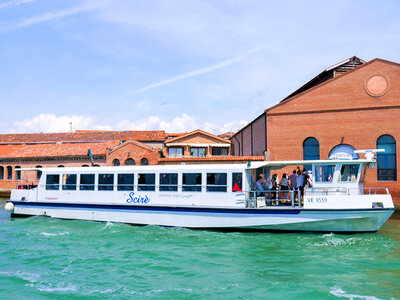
[{"x1": 6, "y1": 150, "x2": 394, "y2": 232}]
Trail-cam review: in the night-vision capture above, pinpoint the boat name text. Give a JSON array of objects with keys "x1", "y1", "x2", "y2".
[
  {"x1": 126, "y1": 192, "x2": 150, "y2": 204},
  {"x1": 306, "y1": 197, "x2": 328, "y2": 203}
]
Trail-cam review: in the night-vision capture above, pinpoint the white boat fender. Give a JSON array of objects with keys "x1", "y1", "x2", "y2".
[{"x1": 4, "y1": 202, "x2": 14, "y2": 212}]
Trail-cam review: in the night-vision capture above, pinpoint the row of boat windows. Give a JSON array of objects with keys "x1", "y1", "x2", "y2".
[{"x1": 45, "y1": 172, "x2": 243, "y2": 192}]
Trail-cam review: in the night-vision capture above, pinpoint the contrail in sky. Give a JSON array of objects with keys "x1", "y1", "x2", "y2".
[
  {"x1": 0, "y1": 0, "x2": 35, "y2": 9},
  {"x1": 118, "y1": 47, "x2": 264, "y2": 98}
]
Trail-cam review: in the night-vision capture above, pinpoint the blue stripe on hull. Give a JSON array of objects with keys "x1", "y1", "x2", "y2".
[{"x1": 10, "y1": 201, "x2": 301, "y2": 215}]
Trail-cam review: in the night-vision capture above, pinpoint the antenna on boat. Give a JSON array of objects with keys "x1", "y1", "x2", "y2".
[{"x1": 354, "y1": 149, "x2": 385, "y2": 160}]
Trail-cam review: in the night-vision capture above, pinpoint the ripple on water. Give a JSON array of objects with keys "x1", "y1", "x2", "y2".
[{"x1": 0, "y1": 208, "x2": 399, "y2": 299}]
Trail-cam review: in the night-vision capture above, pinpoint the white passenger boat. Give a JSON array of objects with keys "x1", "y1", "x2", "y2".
[{"x1": 5, "y1": 151, "x2": 395, "y2": 232}]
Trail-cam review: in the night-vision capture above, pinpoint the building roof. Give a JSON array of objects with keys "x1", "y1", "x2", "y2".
[
  {"x1": 281, "y1": 56, "x2": 365, "y2": 102},
  {"x1": 0, "y1": 140, "x2": 120, "y2": 159},
  {"x1": 165, "y1": 129, "x2": 231, "y2": 144},
  {"x1": 265, "y1": 57, "x2": 398, "y2": 114},
  {"x1": 109, "y1": 140, "x2": 161, "y2": 153},
  {"x1": 159, "y1": 156, "x2": 264, "y2": 162},
  {"x1": 0, "y1": 130, "x2": 166, "y2": 144}
]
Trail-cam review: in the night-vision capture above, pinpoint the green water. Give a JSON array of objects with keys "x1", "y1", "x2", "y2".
[{"x1": 0, "y1": 202, "x2": 399, "y2": 299}]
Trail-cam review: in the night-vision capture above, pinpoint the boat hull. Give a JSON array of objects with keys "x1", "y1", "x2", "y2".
[{"x1": 8, "y1": 201, "x2": 394, "y2": 233}]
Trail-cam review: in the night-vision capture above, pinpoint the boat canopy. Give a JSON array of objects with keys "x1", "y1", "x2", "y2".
[{"x1": 246, "y1": 159, "x2": 373, "y2": 170}]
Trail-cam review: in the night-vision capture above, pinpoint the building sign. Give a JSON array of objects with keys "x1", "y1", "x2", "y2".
[{"x1": 329, "y1": 145, "x2": 359, "y2": 160}]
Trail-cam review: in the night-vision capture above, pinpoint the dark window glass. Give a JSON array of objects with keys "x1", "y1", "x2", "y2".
[
  {"x1": 36, "y1": 166, "x2": 42, "y2": 180},
  {"x1": 118, "y1": 174, "x2": 134, "y2": 191},
  {"x1": 98, "y1": 174, "x2": 114, "y2": 191},
  {"x1": 62, "y1": 174, "x2": 77, "y2": 190},
  {"x1": 80, "y1": 174, "x2": 95, "y2": 190},
  {"x1": 140, "y1": 158, "x2": 149, "y2": 165},
  {"x1": 7, "y1": 166, "x2": 12, "y2": 180},
  {"x1": 232, "y1": 173, "x2": 243, "y2": 192},
  {"x1": 138, "y1": 173, "x2": 155, "y2": 191},
  {"x1": 15, "y1": 166, "x2": 21, "y2": 180},
  {"x1": 182, "y1": 173, "x2": 202, "y2": 192},
  {"x1": 303, "y1": 137, "x2": 319, "y2": 171},
  {"x1": 207, "y1": 173, "x2": 227, "y2": 192},
  {"x1": 46, "y1": 174, "x2": 60, "y2": 190},
  {"x1": 191, "y1": 147, "x2": 206, "y2": 157},
  {"x1": 112, "y1": 159, "x2": 120, "y2": 166},
  {"x1": 377, "y1": 135, "x2": 397, "y2": 181},
  {"x1": 125, "y1": 158, "x2": 135, "y2": 165},
  {"x1": 212, "y1": 148, "x2": 228, "y2": 156},
  {"x1": 315, "y1": 165, "x2": 336, "y2": 183},
  {"x1": 0, "y1": 166, "x2": 3, "y2": 180},
  {"x1": 339, "y1": 164, "x2": 360, "y2": 182},
  {"x1": 160, "y1": 173, "x2": 178, "y2": 191}
]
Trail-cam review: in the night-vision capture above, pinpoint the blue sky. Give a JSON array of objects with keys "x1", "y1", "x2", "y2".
[{"x1": 0, "y1": 0, "x2": 399, "y2": 134}]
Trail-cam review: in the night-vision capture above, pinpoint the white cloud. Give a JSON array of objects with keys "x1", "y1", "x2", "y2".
[
  {"x1": 11, "y1": 113, "x2": 248, "y2": 135},
  {"x1": 12, "y1": 114, "x2": 109, "y2": 133},
  {"x1": 116, "y1": 113, "x2": 198, "y2": 133},
  {"x1": 0, "y1": 0, "x2": 35, "y2": 9}
]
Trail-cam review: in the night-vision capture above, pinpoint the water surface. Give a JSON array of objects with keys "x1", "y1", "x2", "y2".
[{"x1": 0, "y1": 200, "x2": 399, "y2": 299}]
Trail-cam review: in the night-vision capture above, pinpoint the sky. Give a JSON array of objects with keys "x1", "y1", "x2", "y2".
[{"x1": 0, "y1": 0, "x2": 399, "y2": 134}]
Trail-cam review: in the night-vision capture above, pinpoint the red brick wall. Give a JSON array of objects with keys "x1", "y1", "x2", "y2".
[
  {"x1": 107, "y1": 142, "x2": 160, "y2": 166},
  {"x1": 266, "y1": 59, "x2": 400, "y2": 205}
]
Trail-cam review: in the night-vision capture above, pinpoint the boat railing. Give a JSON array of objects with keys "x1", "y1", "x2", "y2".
[
  {"x1": 245, "y1": 189, "x2": 303, "y2": 209},
  {"x1": 362, "y1": 187, "x2": 390, "y2": 195}
]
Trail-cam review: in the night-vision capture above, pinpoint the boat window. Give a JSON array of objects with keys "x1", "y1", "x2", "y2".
[
  {"x1": 314, "y1": 165, "x2": 336, "y2": 183},
  {"x1": 232, "y1": 173, "x2": 243, "y2": 192},
  {"x1": 62, "y1": 174, "x2": 77, "y2": 190},
  {"x1": 138, "y1": 173, "x2": 155, "y2": 191},
  {"x1": 80, "y1": 174, "x2": 95, "y2": 191},
  {"x1": 98, "y1": 174, "x2": 114, "y2": 191},
  {"x1": 182, "y1": 173, "x2": 202, "y2": 192},
  {"x1": 207, "y1": 173, "x2": 227, "y2": 192},
  {"x1": 160, "y1": 173, "x2": 178, "y2": 191},
  {"x1": 46, "y1": 174, "x2": 60, "y2": 190},
  {"x1": 339, "y1": 164, "x2": 359, "y2": 182},
  {"x1": 118, "y1": 174, "x2": 134, "y2": 191}
]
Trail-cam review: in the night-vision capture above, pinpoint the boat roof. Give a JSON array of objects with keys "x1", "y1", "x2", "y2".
[
  {"x1": 20, "y1": 158, "x2": 373, "y2": 172},
  {"x1": 247, "y1": 158, "x2": 373, "y2": 169}
]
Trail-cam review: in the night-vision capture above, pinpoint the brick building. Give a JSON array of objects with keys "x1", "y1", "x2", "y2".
[
  {"x1": 231, "y1": 56, "x2": 400, "y2": 205},
  {"x1": 0, "y1": 129, "x2": 256, "y2": 193},
  {"x1": 0, "y1": 131, "x2": 165, "y2": 191}
]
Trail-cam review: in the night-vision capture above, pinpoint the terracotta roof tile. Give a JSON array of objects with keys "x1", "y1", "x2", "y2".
[
  {"x1": 0, "y1": 131, "x2": 166, "y2": 143},
  {"x1": 0, "y1": 141, "x2": 120, "y2": 158}
]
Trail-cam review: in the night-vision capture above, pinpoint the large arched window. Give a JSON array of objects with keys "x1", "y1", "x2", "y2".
[
  {"x1": 303, "y1": 137, "x2": 319, "y2": 171},
  {"x1": 125, "y1": 158, "x2": 135, "y2": 165},
  {"x1": 329, "y1": 144, "x2": 359, "y2": 160},
  {"x1": 377, "y1": 135, "x2": 397, "y2": 181},
  {"x1": 303, "y1": 137, "x2": 320, "y2": 160}
]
